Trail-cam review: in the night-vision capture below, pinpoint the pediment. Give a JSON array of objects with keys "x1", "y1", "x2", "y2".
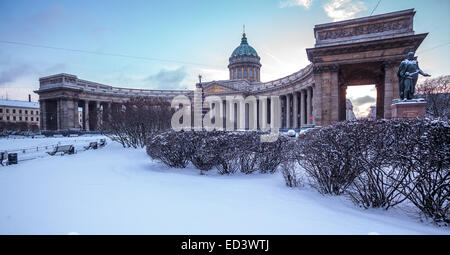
[{"x1": 205, "y1": 85, "x2": 228, "y2": 93}]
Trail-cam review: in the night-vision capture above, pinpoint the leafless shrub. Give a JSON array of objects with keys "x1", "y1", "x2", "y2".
[
  {"x1": 295, "y1": 122, "x2": 364, "y2": 195},
  {"x1": 397, "y1": 119, "x2": 450, "y2": 225},
  {"x1": 416, "y1": 75, "x2": 450, "y2": 118},
  {"x1": 0, "y1": 121, "x2": 37, "y2": 132},
  {"x1": 146, "y1": 130, "x2": 192, "y2": 168},
  {"x1": 299, "y1": 119, "x2": 449, "y2": 224},
  {"x1": 348, "y1": 120, "x2": 413, "y2": 209},
  {"x1": 281, "y1": 160, "x2": 303, "y2": 188},
  {"x1": 145, "y1": 130, "x2": 290, "y2": 175},
  {"x1": 100, "y1": 97, "x2": 173, "y2": 148}
]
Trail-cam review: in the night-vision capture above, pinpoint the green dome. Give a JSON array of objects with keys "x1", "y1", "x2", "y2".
[{"x1": 231, "y1": 34, "x2": 259, "y2": 57}]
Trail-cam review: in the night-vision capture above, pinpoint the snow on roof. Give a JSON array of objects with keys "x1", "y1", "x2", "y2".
[{"x1": 0, "y1": 100, "x2": 40, "y2": 109}]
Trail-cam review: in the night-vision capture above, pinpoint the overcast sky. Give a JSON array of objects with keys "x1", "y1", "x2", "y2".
[{"x1": 0, "y1": 0, "x2": 449, "y2": 116}]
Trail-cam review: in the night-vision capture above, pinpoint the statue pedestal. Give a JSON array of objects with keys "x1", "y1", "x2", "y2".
[{"x1": 391, "y1": 99, "x2": 427, "y2": 118}]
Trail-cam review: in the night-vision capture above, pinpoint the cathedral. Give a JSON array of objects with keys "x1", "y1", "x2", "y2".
[{"x1": 35, "y1": 9, "x2": 427, "y2": 131}]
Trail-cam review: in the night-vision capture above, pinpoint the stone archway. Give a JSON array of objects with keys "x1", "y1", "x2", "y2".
[
  {"x1": 307, "y1": 9, "x2": 427, "y2": 126},
  {"x1": 338, "y1": 62, "x2": 385, "y2": 120}
]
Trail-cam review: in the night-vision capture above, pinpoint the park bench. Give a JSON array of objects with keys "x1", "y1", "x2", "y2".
[
  {"x1": 0, "y1": 152, "x2": 7, "y2": 166},
  {"x1": 84, "y1": 142, "x2": 98, "y2": 150},
  {"x1": 99, "y1": 139, "x2": 106, "y2": 147},
  {"x1": 47, "y1": 145, "x2": 75, "y2": 156}
]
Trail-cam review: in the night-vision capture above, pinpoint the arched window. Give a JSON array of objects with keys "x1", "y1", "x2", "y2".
[
  {"x1": 244, "y1": 70, "x2": 248, "y2": 77},
  {"x1": 249, "y1": 69, "x2": 253, "y2": 77},
  {"x1": 238, "y1": 70, "x2": 242, "y2": 78},
  {"x1": 233, "y1": 71, "x2": 236, "y2": 79}
]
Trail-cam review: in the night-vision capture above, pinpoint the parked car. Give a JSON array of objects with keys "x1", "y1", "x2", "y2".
[{"x1": 287, "y1": 129, "x2": 296, "y2": 137}]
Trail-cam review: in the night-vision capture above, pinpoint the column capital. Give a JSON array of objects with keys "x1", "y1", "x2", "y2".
[
  {"x1": 313, "y1": 64, "x2": 339, "y2": 74},
  {"x1": 382, "y1": 60, "x2": 398, "y2": 69}
]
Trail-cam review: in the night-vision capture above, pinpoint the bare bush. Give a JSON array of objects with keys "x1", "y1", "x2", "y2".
[
  {"x1": 348, "y1": 120, "x2": 413, "y2": 209},
  {"x1": 281, "y1": 160, "x2": 303, "y2": 188},
  {"x1": 189, "y1": 131, "x2": 223, "y2": 172},
  {"x1": 295, "y1": 122, "x2": 364, "y2": 195},
  {"x1": 0, "y1": 121, "x2": 37, "y2": 132},
  {"x1": 146, "y1": 130, "x2": 192, "y2": 168},
  {"x1": 398, "y1": 119, "x2": 450, "y2": 225},
  {"x1": 145, "y1": 130, "x2": 291, "y2": 175},
  {"x1": 297, "y1": 119, "x2": 449, "y2": 224},
  {"x1": 101, "y1": 97, "x2": 173, "y2": 148},
  {"x1": 416, "y1": 75, "x2": 450, "y2": 118}
]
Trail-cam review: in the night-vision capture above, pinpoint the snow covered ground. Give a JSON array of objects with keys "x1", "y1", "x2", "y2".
[{"x1": 0, "y1": 136, "x2": 448, "y2": 234}]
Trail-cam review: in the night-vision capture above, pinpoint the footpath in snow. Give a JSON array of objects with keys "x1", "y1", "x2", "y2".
[{"x1": 0, "y1": 137, "x2": 448, "y2": 234}]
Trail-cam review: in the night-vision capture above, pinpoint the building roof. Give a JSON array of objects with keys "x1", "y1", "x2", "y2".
[
  {"x1": 231, "y1": 34, "x2": 259, "y2": 57},
  {"x1": 0, "y1": 100, "x2": 40, "y2": 109}
]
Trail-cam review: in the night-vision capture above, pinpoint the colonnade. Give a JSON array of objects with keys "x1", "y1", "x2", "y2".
[
  {"x1": 39, "y1": 99, "x2": 119, "y2": 131},
  {"x1": 201, "y1": 86, "x2": 315, "y2": 131},
  {"x1": 279, "y1": 86, "x2": 314, "y2": 129}
]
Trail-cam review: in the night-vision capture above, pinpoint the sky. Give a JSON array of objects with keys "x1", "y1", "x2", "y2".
[{"x1": 0, "y1": 0, "x2": 449, "y2": 117}]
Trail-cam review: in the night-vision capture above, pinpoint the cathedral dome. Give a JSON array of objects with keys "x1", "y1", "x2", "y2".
[
  {"x1": 231, "y1": 34, "x2": 259, "y2": 57},
  {"x1": 228, "y1": 31, "x2": 261, "y2": 82}
]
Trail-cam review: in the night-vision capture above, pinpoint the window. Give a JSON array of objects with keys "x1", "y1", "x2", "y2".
[
  {"x1": 30, "y1": 110, "x2": 33, "y2": 115},
  {"x1": 250, "y1": 70, "x2": 253, "y2": 77},
  {"x1": 13, "y1": 109, "x2": 16, "y2": 114},
  {"x1": 37, "y1": 117, "x2": 39, "y2": 121},
  {"x1": 19, "y1": 109, "x2": 22, "y2": 114},
  {"x1": 0, "y1": 109, "x2": 2, "y2": 113},
  {"x1": 233, "y1": 71, "x2": 236, "y2": 79},
  {"x1": 244, "y1": 70, "x2": 248, "y2": 77},
  {"x1": 13, "y1": 116, "x2": 16, "y2": 121},
  {"x1": 238, "y1": 70, "x2": 242, "y2": 78},
  {"x1": 19, "y1": 117, "x2": 22, "y2": 121},
  {"x1": 25, "y1": 117, "x2": 28, "y2": 121},
  {"x1": 6, "y1": 109, "x2": 9, "y2": 113},
  {"x1": 25, "y1": 110, "x2": 28, "y2": 114},
  {"x1": 6, "y1": 116, "x2": 9, "y2": 120},
  {"x1": 31, "y1": 117, "x2": 34, "y2": 121},
  {"x1": 0, "y1": 117, "x2": 2, "y2": 120}
]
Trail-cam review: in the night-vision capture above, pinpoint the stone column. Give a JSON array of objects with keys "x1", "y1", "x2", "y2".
[
  {"x1": 375, "y1": 83, "x2": 384, "y2": 119},
  {"x1": 313, "y1": 65, "x2": 339, "y2": 126},
  {"x1": 277, "y1": 95, "x2": 282, "y2": 129},
  {"x1": 307, "y1": 87, "x2": 313, "y2": 125},
  {"x1": 222, "y1": 99, "x2": 226, "y2": 130},
  {"x1": 84, "y1": 100, "x2": 90, "y2": 131},
  {"x1": 383, "y1": 61, "x2": 396, "y2": 119},
  {"x1": 59, "y1": 98, "x2": 69, "y2": 130},
  {"x1": 285, "y1": 94, "x2": 290, "y2": 128},
  {"x1": 329, "y1": 70, "x2": 340, "y2": 125},
  {"x1": 73, "y1": 100, "x2": 79, "y2": 129},
  {"x1": 338, "y1": 85, "x2": 346, "y2": 122},
  {"x1": 96, "y1": 101, "x2": 101, "y2": 130},
  {"x1": 56, "y1": 98, "x2": 61, "y2": 130},
  {"x1": 300, "y1": 90, "x2": 306, "y2": 126},
  {"x1": 293, "y1": 92, "x2": 298, "y2": 128},
  {"x1": 40, "y1": 100, "x2": 47, "y2": 130},
  {"x1": 107, "y1": 102, "x2": 112, "y2": 123},
  {"x1": 311, "y1": 86, "x2": 315, "y2": 125}
]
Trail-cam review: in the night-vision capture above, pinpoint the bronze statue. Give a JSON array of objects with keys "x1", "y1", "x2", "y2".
[{"x1": 397, "y1": 52, "x2": 430, "y2": 100}]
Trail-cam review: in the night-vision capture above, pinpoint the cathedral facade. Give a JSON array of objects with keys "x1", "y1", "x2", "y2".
[{"x1": 35, "y1": 9, "x2": 427, "y2": 131}]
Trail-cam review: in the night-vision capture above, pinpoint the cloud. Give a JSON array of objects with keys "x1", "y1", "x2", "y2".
[
  {"x1": 0, "y1": 64, "x2": 33, "y2": 86},
  {"x1": 280, "y1": 0, "x2": 313, "y2": 9},
  {"x1": 28, "y1": 5, "x2": 65, "y2": 25},
  {"x1": 352, "y1": 95, "x2": 375, "y2": 106},
  {"x1": 323, "y1": 0, "x2": 367, "y2": 22},
  {"x1": 145, "y1": 67, "x2": 188, "y2": 90}
]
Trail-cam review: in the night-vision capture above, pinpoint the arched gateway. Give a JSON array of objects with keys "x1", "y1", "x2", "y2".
[{"x1": 36, "y1": 9, "x2": 427, "y2": 131}]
